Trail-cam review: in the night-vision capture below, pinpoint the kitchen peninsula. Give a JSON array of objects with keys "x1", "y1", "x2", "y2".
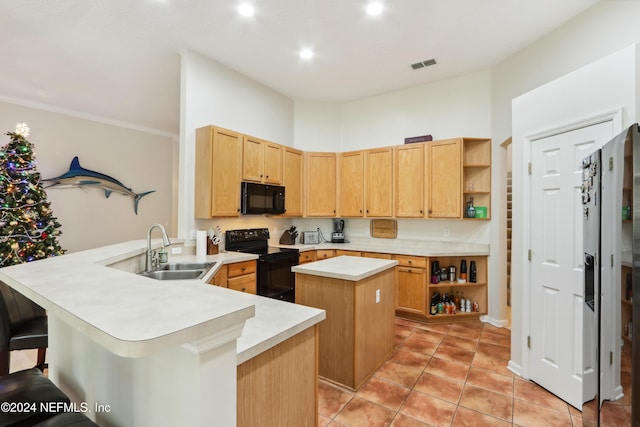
[
  {"x1": 0, "y1": 241, "x2": 325, "y2": 427},
  {"x1": 293, "y1": 256, "x2": 397, "y2": 389}
]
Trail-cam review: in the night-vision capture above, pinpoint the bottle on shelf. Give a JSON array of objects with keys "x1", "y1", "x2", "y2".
[
  {"x1": 466, "y1": 197, "x2": 476, "y2": 218},
  {"x1": 469, "y1": 261, "x2": 477, "y2": 283},
  {"x1": 459, "y1": 259, "x2": 467, "y2": 282},
  {"x1": 460, "y1": 292, "x2": 466, "y2": 312}
]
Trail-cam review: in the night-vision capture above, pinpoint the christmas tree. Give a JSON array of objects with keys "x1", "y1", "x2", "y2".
[{"x1": 0, "y1": 123, "x2": 65, "y2": 267}]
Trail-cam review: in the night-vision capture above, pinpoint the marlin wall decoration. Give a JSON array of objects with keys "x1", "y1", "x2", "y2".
[{"x1": 44, "y1": 156, "x2": 154, "y2": 214}]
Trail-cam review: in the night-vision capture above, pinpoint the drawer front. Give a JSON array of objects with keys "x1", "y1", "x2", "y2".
[
  {"x1": 316, "y1": 249, "x2": 335, "y2": 260},
  {"x1": 299, "y1": 251, "x2": 317, "y2": 264},
  {"x1": 394, "y1": 255, "x2": 428, "y2": 268},
  {"x1": 335, "y1": 250, "x2": 361, "y2": 257},
  {"x1": 227, "y1": 274, "x2": 257, "y2": 294},
  {"x1": 362, "y1": 252, "x2": 393, "y2": 259},
  {"x1": 228, "y1": 260, "x2": 257, "y2": 277}
]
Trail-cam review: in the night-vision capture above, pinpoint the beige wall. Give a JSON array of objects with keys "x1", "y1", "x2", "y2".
[{"x1": 0, "y1": 101, "x2": 176, "y2": 253}]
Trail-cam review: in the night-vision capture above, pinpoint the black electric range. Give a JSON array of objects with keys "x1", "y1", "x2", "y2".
[{"x1": 226, "y1": 228, "x2": 299, "y2": 302}]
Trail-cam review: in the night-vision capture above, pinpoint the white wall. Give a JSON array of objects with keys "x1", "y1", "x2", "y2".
[
  {"x1": 510, "y1": 44, "x2": 639, "y2": 377},
  {"x1": 293, "y1": 100, "x2": 342, "y2": 152},
  {"x1": 178, "y1": 49, "x2": 295, "y2": 239},
  {"x1": 0, "y1": 101, "x2": 175, "y2": 253}
]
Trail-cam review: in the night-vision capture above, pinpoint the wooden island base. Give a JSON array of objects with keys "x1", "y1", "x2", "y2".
[{"x1": 295, "y1": 261, "x2": 396, "y2": 390}]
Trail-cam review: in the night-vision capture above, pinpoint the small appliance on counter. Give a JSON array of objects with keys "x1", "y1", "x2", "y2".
[
  {"x1": 300, "y1": 230, "x2": 319, "y2": 244},
  {"x1": 332, "y1": 219, "x2": 345, "y2": 243}
]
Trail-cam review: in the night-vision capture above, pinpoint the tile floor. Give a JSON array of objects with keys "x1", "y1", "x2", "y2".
[
  {"x1": 317, "y1": 317, "x2": 632, "y2": 427},
  {"x1": 9, "y1": 318, "x2": 633, "y2": 426}
]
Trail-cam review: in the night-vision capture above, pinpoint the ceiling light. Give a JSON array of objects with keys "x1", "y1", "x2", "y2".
[
  {"x1": 238, "y1": 3, "x2": 255, "y2": 17},
  {"x1": 299, "y1": 49, "x2": 314, "y2": 60},
  {"x1": 366, "y1": 2, "x2": 384, "y2": 16}
]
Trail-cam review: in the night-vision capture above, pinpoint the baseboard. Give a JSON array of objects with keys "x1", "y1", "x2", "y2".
[
  {"x1": 480, "y1": 315, "x2": 509, "y2": 328},
  {"x1": 507, "y1": 360, "x2": 523, "y2": 377}
]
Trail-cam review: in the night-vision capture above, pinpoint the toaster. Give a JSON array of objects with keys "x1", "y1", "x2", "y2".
[{"x1": 301, "y1": 230, "x2": 319, "y2": 244}]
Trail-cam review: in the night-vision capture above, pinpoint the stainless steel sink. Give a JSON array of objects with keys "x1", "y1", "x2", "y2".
[
  {"x1": 138, "y1": 262, "x2": 216, "y2": 280},
  {"x1": 158, "y1": 262, "x2": 216, "y2": 271}
]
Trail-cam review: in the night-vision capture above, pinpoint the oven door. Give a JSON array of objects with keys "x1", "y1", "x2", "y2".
[{"x1": 257, "y1": 254, "x2": 299, "y2": 302}]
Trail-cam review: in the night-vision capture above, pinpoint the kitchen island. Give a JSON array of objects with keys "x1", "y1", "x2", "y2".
[
  {"x1": 0, "y1": 241, "x2": 324, "y2": 427},
  {"x1": 293, "y1": 256, "x2": 397, "y2": 389}
]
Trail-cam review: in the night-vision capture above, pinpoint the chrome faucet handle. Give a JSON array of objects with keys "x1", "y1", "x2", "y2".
[{"x1": 151, "y1": 250, "x2": 159, "y2": 269}]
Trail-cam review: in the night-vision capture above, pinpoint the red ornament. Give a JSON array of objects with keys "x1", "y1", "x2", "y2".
[{"x1": 41, "y1": 232, "x2": 48, "y2": 239}]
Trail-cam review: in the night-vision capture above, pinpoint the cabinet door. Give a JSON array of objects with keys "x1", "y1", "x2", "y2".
[
  {"x1": 395, "y1": 144, "x2": 425, "y2": 217},
  {"x1": 263, "y1": 141, "x2": 283, "y2": 184},
  {"x1": 428, "y1": 139, "x2": 462, "y2": 218},
  {"x1": 228, "y1": 274, "x2": 257, "y2": 294},
  {"x1": 396, "y1": 267, "x2": 427, "y2": 315},
  {"x1": 316, "y1": 250, "x2": 335, "y2": 260},
  {"x1": 305, "y1": 152, "x2": 337, "y2": 217},
  {"x1": 339, "y1": 151, "x2": 364, "y2": 217},
  {"x1": 243, "y1": 135, "x2": 264, "y2": 183},
  {"x1": 365, "y1": 148, "x2": 393, "y2": 217},
  {"x1": 195, "y1": 126, "x2": 242, "y2": 217},
  {"x1": 209, "y1": 265, "x2": 228, "y2": 287},
  {"x1": 282, "y1": 147, "x2": 303, "y2": 217}
]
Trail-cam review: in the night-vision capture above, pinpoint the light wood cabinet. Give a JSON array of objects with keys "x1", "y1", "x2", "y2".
[
  {"x1": 305, "y1": 152, "x2": 337, "y2": 217},
  {"x1": 395, "y1": 255, "x2": 428, "y2": 316},
  {"x1": 427, "y1": 139, "x2": 462, "y2": 218},
  {"x1": 339, "y1": 151, "x2": 365, "y2": 217},
  {"x1": 462, "y1": 138, "x2": 492, "y2": 220},
  {"x1": 395, "y1": 144, "x2": 425, "y2": 218},
  {"x1": 365, "y1": 148, "x2": 394, "y2": 217},
  {"x1": 227, "y1": 260, "x2": 257, "y2": 294},
  {"x1": 335, "y1": 250, "x2": 361, "y2": 257},
  {"x1": 316, "y1": 249, "x2": 335, "y2": 260},
  {"x1": 195, "y1": 126, "x2": 243, "y2": 217},
  {"x1": 208, "y1": 265, "x2": 228, "y2": 287},
  {"x1": 282, "y1": 147, "x2": 304, "y2": 217},
  {"x1": 243, "y1": 136, "x2": 282, "y2": 184},
  {"x1": 362, "y1": 252, "x2": 393, "y2": 260},
  {"x1": 299, "y1": 251, "x2": 317, "y2": 264}
]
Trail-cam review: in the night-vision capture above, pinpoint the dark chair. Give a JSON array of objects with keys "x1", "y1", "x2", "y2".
[
  {"x1": 0, "y1": 368, "x2": 70, "y2": 426},
  {"x1": 0, "y1": 281, "x2": 48, "y2": 376}
]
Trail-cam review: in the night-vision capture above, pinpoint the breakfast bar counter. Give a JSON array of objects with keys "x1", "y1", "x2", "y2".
[{"x1": 293, "y1": 256, "x2": 397, "y2": 389}]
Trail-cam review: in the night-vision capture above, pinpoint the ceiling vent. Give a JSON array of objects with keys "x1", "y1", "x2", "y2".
[{"x1": 411, "y1": 58, "x2": 437, "y2": 70}]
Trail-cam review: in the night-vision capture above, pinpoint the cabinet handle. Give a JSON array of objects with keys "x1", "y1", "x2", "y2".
[
  {"x1": 408, "y1": 260, "x2": 413, "y2": 264},
  {"x1": 266, "y1": 175, "x2": 269, "y2": 178},
  {"x1": 242, "y1": 287, "x2": 246, "y2": 292},
  {"x1": 420, "y1": 210, "x2": 423, "y2": 214},
  {"x1": 241, "y1": 267, "x2": 246, "y2": 271},
  {"x1": 366, "y1": 210, "x2": 369, "y2": 213}
]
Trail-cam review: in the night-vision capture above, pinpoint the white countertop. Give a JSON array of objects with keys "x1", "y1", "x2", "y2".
[
  {"x1": 292, "y1": 256, "x2": 398, "y2": 281},
  {"x1": 273, "y1": 237, "x2": 489, "y2": 257},
  {"x1": 0, "y1": 240, "x2": 325, "y2": 363}
]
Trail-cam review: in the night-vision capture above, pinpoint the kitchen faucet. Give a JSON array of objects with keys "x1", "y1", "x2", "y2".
[{"x1": 145, "y1": 223, "x2": 171, "y2": 271}]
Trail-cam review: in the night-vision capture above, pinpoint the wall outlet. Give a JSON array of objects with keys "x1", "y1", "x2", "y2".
[
  {"x1": 375, "y1": 289, "x2": 381, "y2": 303},
  {"x1": 171, "y1": 247, "x2": 182, "y2": 255},
  {"x1": 443, "y1": 228, "x2": 450, "y2": 237}
]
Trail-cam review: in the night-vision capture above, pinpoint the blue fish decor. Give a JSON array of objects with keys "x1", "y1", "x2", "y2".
[{"x1": 44, "y1": 157, "x2": 154, "y2": 214}]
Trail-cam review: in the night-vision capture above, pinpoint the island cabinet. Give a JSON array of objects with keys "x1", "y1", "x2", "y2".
[
  {"x1": 338, "y1": 150, "x2": 365, "y2": 217},
  {"x1": 242, "y1": 135, "x2": 283, "y2": 184},
  {"x1": 395, "y1": 255, "x2": 428, "y2": 316},
  {"x1": 237, "y1": 325, "x2": 318, "y2": 427},
  {"x1": 395, "y1": 144, "x2": 425, "y2": 218},
  {"x1": 195, "y1": 126, "x2": 243, "y2": 217},
  {"x1": 305, "y1": 152, "x2": 337, "y2": 217},
  {"x1": 294, "y1": 257, "x2": 397, "y2": 390},
  {"x1": 282, "y1": 146, "x2": 304, "y2": 217}
]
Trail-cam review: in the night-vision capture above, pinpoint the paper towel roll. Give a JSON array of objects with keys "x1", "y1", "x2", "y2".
[{"x1": 196, "y1": 230, "x2": 207, "y2": 256}]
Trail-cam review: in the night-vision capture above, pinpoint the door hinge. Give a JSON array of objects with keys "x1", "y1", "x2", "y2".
[
  {"x1": 528, "y1": 162, "x2": 532, "y2": 175},
  {"x1": 609, "y1": 157, "x2": 614, "y2": 171},
  {"x1": 527, "y1": 336, "x2": 531, "y2": 348},
  {"x1": 610, "y1": 351, "x2": 613, "y2": 366},
  {"x1": 611, "y1": 254, "x2": 614, "y2": 268},
  {"x1": 528, "y1": 249, "x2": 532, "y2": 261}
]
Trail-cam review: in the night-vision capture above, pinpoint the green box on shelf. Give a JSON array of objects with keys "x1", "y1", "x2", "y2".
[{"x1": 474, "y1": 206, "x2": 487, "y2": 219}]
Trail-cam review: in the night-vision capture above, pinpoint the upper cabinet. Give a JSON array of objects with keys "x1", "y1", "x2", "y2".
[
  {"x1": 462, "y1": 138, "x2": 492, "y2": 220},
  {"x1": 195, "y1": 126, "x2": 242, "y2": 218},
  {"x1": 339, "y1": 151, "x2": 365, "y2": 217},
  {"x1": 305, "y1": 152, "x2": 337, "y2": 217},
  {"x1": 242, "y1": 136, "x2": 283, "y2": 185},
  {"x1": 427, "y1": 139, "x2": 463, "y2": 218},
  {"x1": 395, "y1": 144, "x2": 425, "y2": 218},
  {"x1": 282, "y1": 146, "x2": 304, "y2": 217},
  {"x1": 365, "y1": 148, "x2": 394, "y2": 217}
]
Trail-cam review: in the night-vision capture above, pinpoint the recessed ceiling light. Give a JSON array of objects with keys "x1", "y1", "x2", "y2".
[
  {"x1": 238, "y1": 3, "x2": 255, "y2": 17},
  {"x1": 299, "y1": 49, "x2": 314, "y2": 60},
  {"x1": 366, "y1": 2, "x2": 384, "y2": 16}
]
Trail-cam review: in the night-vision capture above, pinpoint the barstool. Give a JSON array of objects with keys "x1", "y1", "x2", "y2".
[{"x1": 0, "y1": 368, "x2": 69, "y2": 426}]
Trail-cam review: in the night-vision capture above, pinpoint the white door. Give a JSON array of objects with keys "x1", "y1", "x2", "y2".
[{"x1": 529, "y1": 121, "x2": 613, "y2": 409}]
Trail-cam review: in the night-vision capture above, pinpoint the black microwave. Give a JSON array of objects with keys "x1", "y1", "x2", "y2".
[{"x1": 240, "y1": 182, "x2": 286, "y2": 215}]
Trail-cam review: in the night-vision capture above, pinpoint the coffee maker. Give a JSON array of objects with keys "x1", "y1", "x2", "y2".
[{"x1": 332, "y1": 219, "x2": 345, "y2": 243}]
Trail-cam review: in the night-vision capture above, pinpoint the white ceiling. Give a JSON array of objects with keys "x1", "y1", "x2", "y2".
[{"x1": 1, "y1": 0, "x2": 598, "y2": 136}]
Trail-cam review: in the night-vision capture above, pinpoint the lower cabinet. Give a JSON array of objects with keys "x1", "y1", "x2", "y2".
[
  {"x1": 209, "y1": 261, "x2": 257, "y2": 294},
  {"x1": 315, "y1": 249, "x2": 335, "y2": 260},
  {"x1": 299, "y1": 251, "x2": 317, "y2": 264},
  {"x1": 395, "y1": 255, "x2": 428, "y2": 316}
]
